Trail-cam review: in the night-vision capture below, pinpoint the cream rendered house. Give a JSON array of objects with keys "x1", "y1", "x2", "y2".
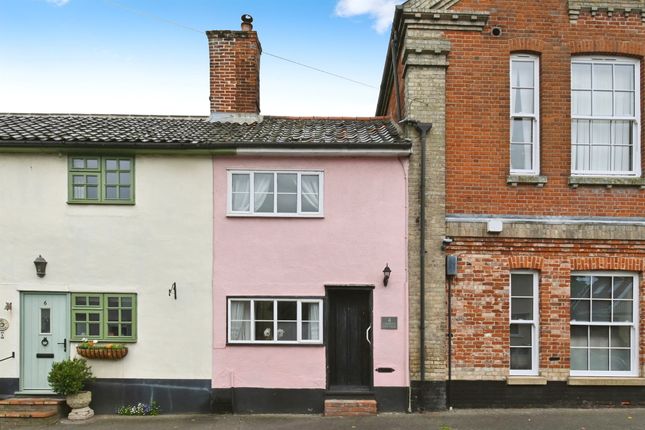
[{"x1": 0, "y1": 119, "x2": 216, "y2": 412}]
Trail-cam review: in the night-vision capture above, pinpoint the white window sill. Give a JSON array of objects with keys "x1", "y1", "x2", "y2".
[
  {"x1": 226, "y1": 213, "x2": 324, "y2": 218},
  {"x1": 568, "y1": 377, "x2": 645, "y2": 386},
  {"x1": 506, "y1": 376, "x2": 547, "y2": 385}
]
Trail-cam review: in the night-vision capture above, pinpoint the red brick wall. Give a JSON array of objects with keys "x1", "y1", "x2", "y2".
[
  {"x1": 381, "y1": 48, "x2": 406, "y2": 122},
  {"x1": 448, "y1": 237, "x2": 645, "y2": 380},
  {"x1": 443, "y1": 0, "x2": 645, "y2": 216},
  {"x1": 206, "y1": 30, "x2": 260, "y2": 114}
]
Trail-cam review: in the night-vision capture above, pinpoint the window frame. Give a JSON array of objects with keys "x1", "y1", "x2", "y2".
[
  {"x1": 68, "y1": 156, "x2": 135, "y2": 205},
  {"x1": 570, "y1": 56, "x2": 641, "y2": 177},
  {"x1": 510, "y1": 53, "x2": 541, "y2": 175},
  {"x1": 227, "y1": 297, "x2": 324, "y2": 345},
  {"x1": 509, "y1": 270, "x2": 540, "y2": 376},
  {"x1": 226, "y1": 170, "x2": 324, "y2": 217},
  {"x1": 569, "y1": 272, "x2": 639, "y2": 377},
  {"x1": 71, "y1": 293, "x2": 137, "y2": 343}
]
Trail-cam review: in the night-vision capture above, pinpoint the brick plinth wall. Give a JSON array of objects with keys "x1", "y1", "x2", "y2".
[
  {"x1": 447, "y1": 237, "x2": 645, "y2": 381},
  {"x1": 324, "y1": 399, "x2": 377, "y2": 416}
]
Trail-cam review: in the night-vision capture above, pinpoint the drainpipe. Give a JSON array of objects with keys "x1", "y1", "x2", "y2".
[
  {"x1": 407, "y1": 121, "x2": 432, "y2": 384},
  {"x1": 446, "y1": 275, "x2": 453, "y2": 408}
]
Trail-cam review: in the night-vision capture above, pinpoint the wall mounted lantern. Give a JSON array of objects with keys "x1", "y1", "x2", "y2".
[
  {"x1": 34, "y1": 255, "x2": 47, "y2": 278},
  {"x1": 383, "y1": 264, "x2": 392, "y2": 287}
]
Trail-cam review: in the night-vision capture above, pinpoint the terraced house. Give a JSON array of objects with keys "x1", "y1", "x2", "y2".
[
  {"x1": 376, "y1": 0, "x2": 645, "y2": 410},
  {"x1": 0, "y1": 17, "x2": 411, "y2": 417}
]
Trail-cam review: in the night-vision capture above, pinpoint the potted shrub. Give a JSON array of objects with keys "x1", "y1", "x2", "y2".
[{"x1": 47, "y1": 358, "x2": 95, "y2": 421}]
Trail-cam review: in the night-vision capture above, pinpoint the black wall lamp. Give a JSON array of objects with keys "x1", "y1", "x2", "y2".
[
  {"x1": 383, "y1": 264, "x2": 392, "y2": 287},
  {"x1": 169, "y1": 282, "x2": 177, "y2": 300},
  {"x1": 34, "y1": 255, "x2": 47, "y2": 278}
]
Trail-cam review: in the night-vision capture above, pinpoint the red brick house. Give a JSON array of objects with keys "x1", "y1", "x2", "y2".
[{"x1": 377, "y1": 0, "x2": 645, "y2": 409}]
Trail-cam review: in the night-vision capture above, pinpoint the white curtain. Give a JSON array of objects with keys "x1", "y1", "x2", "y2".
[
  {"x1": 613, "y1": 121, "x2": 632, "y2": 171},
  {"x1": 301, "y1": 175, "x2": 319, "y2": 212},
  {"x1": 510, "y1": 119, "x2": 533, "y2": 171},
  {"x1": 306, "y1": 303, "x2": 320, "y2": 340},
  {"x1": 511, "y1": 61, "x2": 534, "y2": 115},
  {"x1": 231, "y1": 301, "x2": 250, "y2": 340},
  {"x1": 254, "y1": 173, "x2": 274, "y2": 212},
  {"x1": 231, "y1": 174, "x2": 250, "y2": 211}
]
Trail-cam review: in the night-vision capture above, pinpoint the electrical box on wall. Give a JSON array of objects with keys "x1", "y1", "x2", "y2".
[{"x1": 446, "y1": 255, "x2": 458, "y2": 276}]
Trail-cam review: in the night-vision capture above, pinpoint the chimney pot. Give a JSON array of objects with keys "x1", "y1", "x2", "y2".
[{"x1": 241, "y1": 14, "x2": 253, "y2": 31}]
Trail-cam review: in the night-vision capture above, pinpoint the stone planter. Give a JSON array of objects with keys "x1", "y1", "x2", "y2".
[{"x1": 66, "y1": 391, "x2": 94, "y2": 421}]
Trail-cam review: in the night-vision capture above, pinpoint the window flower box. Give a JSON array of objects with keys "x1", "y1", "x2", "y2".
[{"x1": 76, "y1": 340, "x2": 128, "y2": 360}]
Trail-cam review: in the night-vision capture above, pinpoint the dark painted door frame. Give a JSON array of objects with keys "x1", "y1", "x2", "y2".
[{"x1": 325, "y1": 285, "x2": 374, "y2": 392}]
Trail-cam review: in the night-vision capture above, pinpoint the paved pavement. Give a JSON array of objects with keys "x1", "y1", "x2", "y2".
[{"x1": 15, "y1": 408, "x2": 645, "y2": 430}]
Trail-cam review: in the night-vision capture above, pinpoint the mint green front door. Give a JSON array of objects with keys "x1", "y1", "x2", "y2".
[{"x1": 21, "y1": 293, "x2": 69, "y2": 393}]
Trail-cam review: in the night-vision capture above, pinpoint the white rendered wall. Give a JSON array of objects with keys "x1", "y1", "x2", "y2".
[{"x1": 0, "y1": 153, "x2": 213, "y2": 380}]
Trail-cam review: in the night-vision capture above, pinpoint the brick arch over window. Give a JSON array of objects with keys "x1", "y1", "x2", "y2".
[
  {"x1": 570, "y1": 257, "x2": 645, "y2": 271},
  {"x1": 569, "y1": 40, "x2": 645, "y2": 58},
  {"x1": 508, "y1": 256, "x2": 544, "y2": 270},
  {"x1": 509, "y1": 39, "x2": 545, "y2": 54}
]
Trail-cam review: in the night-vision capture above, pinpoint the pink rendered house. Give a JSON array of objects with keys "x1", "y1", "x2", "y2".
[{"x1": 208, "y1": 18, "x2": 411, "y2": 413}]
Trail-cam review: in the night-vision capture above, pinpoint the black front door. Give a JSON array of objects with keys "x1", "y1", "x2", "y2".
[{"x1": 327, "y1": 288, "x2": 372, "y2": 391}]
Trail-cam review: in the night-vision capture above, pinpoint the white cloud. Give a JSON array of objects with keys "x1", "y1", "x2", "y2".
[
  {"x1": 46, "y1": 0, "x2": 70, "y2": 6},
  {"x1": 335, "y1": 0, "x2": 403, "y2": 33}
]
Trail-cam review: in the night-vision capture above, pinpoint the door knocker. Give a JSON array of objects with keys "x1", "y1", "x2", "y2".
[{"x1": 41, "y1": 337, "x2": 49, "y2": 347}]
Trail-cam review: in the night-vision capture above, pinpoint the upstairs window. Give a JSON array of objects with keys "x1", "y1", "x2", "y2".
[
  {"x1": 571, "y1": 57, "x2": 641, "y2": 176},
  {"x1": 510, "y1": 54, "x2": 540, "y2": 174},
  {"x1": 228, "y1": 170, "x2": 323, "y2": 217},
  {"x1": 69, "y1": 156, "x2": 134, "y2": 204}
]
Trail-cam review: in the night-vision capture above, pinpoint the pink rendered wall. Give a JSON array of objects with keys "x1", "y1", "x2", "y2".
[{"x1": 212, "y1": 156, "x2": 409, "y2": 389}]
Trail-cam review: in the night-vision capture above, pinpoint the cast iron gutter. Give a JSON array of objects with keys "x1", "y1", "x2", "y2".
[{"x1": 0, "y1": 140, "x2": 411, "y2": 152}]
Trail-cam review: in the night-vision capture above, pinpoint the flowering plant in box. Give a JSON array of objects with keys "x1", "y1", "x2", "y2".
[{"x1": 77, "y1": 339, "x2": 126, "y2": 350}]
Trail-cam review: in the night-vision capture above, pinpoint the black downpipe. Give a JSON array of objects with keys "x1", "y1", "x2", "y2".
[
  {"x1": 389, "y1": 33, "x2": 403, "y2": 121},
  {"x1": 446, "y1": 275, "x2": 453, "y2": 408},
  {"x1": 413, "y1": 122, "x2": 432, "y2": 383}
]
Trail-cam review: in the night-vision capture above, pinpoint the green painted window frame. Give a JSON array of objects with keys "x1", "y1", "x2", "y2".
[
  {"x1": 68, "y1": 156, "x2": 135, "y2": 204},
  {"x1": 71, "y1": 293, "x2": 137, "y2": 342}
]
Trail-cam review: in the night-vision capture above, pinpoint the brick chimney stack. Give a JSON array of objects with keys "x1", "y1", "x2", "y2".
[{"x1": 206, "y1": 14, "x2": 261, "y2": 123}]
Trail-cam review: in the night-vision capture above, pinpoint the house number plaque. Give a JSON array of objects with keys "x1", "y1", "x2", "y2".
[
  {"x1": 381, "y1": 316, "x2": 398, "y2": 330},
  {"x1": 0, "y1": 318, "x2": 8, "y2": 339}
]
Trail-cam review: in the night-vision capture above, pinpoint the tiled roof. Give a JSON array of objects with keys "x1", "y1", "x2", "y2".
[{"x1": 0, "y1": 113, "x2": 409, "y2": 148}]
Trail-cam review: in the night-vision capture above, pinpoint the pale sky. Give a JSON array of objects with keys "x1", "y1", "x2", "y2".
[{"x1": 0, "y1": 0, "x2": 404, "y2": 117}]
